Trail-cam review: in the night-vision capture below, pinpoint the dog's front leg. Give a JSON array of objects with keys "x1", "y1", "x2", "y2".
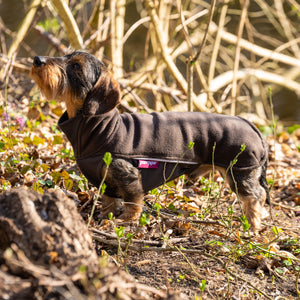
[{"x1": 102, "y1": 158, "x2": 144, "y2": 220}]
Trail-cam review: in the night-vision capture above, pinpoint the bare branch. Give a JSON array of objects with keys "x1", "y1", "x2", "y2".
[
  {"x1": 198, "y1": 68, "x2": 300, "y2": 105},
  {"x1": 209, "y1": 22, "x2": 300, "y2": 68},
  {"x1": 52, "y1": 0, "x2": 83, "y2": 49},
  {"x1": 145, "y1": 0, "x2": 209, "y2": 112}
]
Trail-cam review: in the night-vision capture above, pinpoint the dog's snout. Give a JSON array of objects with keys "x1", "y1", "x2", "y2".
[{"x1": 33, "y1": 56, "x2": 47, "y2": 67}]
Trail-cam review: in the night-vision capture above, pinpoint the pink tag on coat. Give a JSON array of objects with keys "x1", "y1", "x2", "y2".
[{"x1": 138, "y1": 160, "x2": 159, "y2": 169}]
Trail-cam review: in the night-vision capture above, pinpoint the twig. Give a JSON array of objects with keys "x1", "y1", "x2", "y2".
[
  {"x1": 144, "y1": 0, "x2": 186, "y2": 92},
  {"x1": 92, "y1": 229, "x2": 161, "y2": 245},
  {"x1": 122, "y1": 16, "x2": 150, "y2": 44},
  {"x1": 92, "y1": 234, "x2": 207, "y2": 253},
  {"x1": 256, "y1": 36, "x2": 300, "y2": 69},
  {"x1": 208, "y1": 0, "x2": 229, "y2": 85},
  {"x1": 144, "y1": 0, "x2": 209, "y2": 112},
  {"x1": 185, "y1": 218, "x2": 227, "y2": 227},
  {"x1": 0, "y1": 17, "x2": 34, "y2": 57},
  {"x1": 110, "y1": 0, "x2": 125, "y2": 78},
  {"x1": 97, "y1": 282, "x2": 166, "y2": 298},
  {"x1": 91, "y1": 228, "x2": 190, "y2": 246},
  {"x1": 254, "y1": 0, "x2": 284, "y2": 36},
  {"x1": 270, "y1": 200, "x2": 300, "y2": 212},
  {"x1": 87, "y1": 154, "x2": 111, "y2": 228},
  {"x1": 209, "y1": 254, "x2": 273, "y2": 300},
  {"x1": 296, "y1": 267, "x2": 300, "y2": 299},
  {"x1": 33, "y1": 25, "x2": 68, "y2": 55},
  {"x1": 125, "y1": 26, "x2": 210, "y2": 100},
  {"x1": 1, "y1": 54, "x2": 15, "y2": 84},
  {"x1": 174, "y1": 245, "x2": 203, "y2": 280},
  {"x1": 231, "y1": 0, "x2": 249, "y2": 116},
  {"x1": 93, "y1": 233, "x2": 273, "y2": 298},
  {"x1": 274, "y1": 0, "x2": 299, "y2": 58},
  {"x1": 119, "y1": 82, "x2": 152, "y2": 113},
  {"x1": 190, "y1": 0, "x2": 216, "y2": 64},
  {"x1": 0, "y1": 0, "x2": 41, "y2": 77},
  {"x1": 174, "y1": 9, "x2": 208, "y2": 34},
  {"x1": 287, "y1": 0, "x2": 300, "y2": 12},
  {"x1": 0, "y1": 270, "x2": 31, "y2": 287},
  {"x1": 209, "y1": 22, "x2": 300, "y2": 68},
  {"x1": 198, "y1": 68, "x2": 300, "y2": 105},
  {"x1": 176, "y1": 0, "x2": 195, "y2": 54},
  {"x1": 83, "y1": 17, "x2": 110, "y2": 49},
  {"x1": 175, "y1": 3, "x2": 221, "y2": 112},
  {"x1": 186, "y1": 58, "x2": 193, "y2": 112},
  {"x1": 119, "y1": 79, "x2": 184, "y2": 99},
  {"x1": 95, "y1": 0, "x2": 108, "y2": 59},
  {"x1": 78, "y1": 197, "x2": 92, "y2": 212},
  {"x1": 177, "y1": 0, "x2": 216, "y2": 112}
]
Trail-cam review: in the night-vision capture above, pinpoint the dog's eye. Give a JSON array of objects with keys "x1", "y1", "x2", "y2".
[{"x1": 72, "y1": 63, "x2": 81, "y2": 71}]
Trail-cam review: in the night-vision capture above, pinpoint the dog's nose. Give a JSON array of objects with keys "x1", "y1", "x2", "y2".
[{"x1": 33, "y1": 56, "x2": 47, "y2": 67}]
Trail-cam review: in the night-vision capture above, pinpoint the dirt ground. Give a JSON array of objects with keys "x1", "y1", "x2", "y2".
[{"x1": 91, "y1": 164, "x2": 300, "y2": 299}]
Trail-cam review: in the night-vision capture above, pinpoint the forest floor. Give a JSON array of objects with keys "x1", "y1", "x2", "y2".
[{"x1": 0, "y1": 73, "x2": 300, "y2": 299}]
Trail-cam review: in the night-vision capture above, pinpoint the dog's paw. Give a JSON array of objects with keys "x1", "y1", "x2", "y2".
[
  {"x1": 261, "y1": 206, "x2": 270, "y2": 219},
  {"x1": 118, "y1": 205, "x2": 142, "y2": 221},
  {"x1": 99, "y1": 198, "x2": 123, "y2": 219},
  {"x1": 117, "y1": 211, "x2": 140, "y2": 221}
]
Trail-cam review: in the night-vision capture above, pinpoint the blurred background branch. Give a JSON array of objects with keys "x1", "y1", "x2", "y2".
[{"x1": 52, "y1": 0, "x2": 83, "y2": 49}]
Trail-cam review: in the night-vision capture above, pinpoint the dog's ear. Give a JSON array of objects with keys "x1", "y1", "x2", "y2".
[{"x1": 83, "y1": 70, "x2": 121, "y2": 115}]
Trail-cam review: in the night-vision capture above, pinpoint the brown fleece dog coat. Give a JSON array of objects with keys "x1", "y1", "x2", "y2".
[{"x1": 58, "y1": 107, "x2": 268, "y2": 193}]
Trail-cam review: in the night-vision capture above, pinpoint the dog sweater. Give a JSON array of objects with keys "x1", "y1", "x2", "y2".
[{"x1": 58, "y1": 108, "x2": 267, "y2": 192}]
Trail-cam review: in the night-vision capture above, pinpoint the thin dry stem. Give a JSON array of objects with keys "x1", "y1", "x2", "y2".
[
  {"x1": 230, "y1": 0, "x2": 249, "y2": 116},
  {"x1": 145, "y1": 0, "x2": 209, "y2": 112},
  {"x1": 0, "y1": 0, "x2": 41, "y2": 77},
  {"x1": 208, "y1": 0, "x2": 229, "y2": 85},
  {"x1": 274, "y1": 0, "x2": 300, "y2": 58},
  {"x1": 110, "y1": 0, "x2": 125, "y2": 78},
  {"x1": 209, "y1": 22, "x2": 300, "y2": 68}
]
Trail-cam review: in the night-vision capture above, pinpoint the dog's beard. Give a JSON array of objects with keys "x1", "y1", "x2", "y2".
[{"x1": 31, "y1": 64, "x2": 66, "y2": 101}]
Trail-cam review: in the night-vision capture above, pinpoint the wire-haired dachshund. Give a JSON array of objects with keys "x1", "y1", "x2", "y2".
[{"x1": 31, "y1": 51, "x2": 269, "y2": 232}]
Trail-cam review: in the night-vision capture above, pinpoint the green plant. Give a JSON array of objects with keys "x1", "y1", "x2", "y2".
[
  {"x1": 87, "y1": 152, "x2": 112, "y2": 228},
  {"x1": 199, "y1": 279, "x2": 207, "y2": 292}
]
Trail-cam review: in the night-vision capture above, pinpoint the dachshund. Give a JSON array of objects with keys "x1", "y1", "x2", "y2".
[{"x1": 31, "y1": 51, "x2": 269, "y2": 232}]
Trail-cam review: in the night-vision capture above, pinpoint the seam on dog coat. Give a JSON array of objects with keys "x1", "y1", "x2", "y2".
[{"x1": 58, "y1": 108, "x2": 267, "y2": 192}]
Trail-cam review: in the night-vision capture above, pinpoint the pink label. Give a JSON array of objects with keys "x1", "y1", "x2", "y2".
[{"x1": 138, "y1": 160, "x2": 159, "y2": 169}]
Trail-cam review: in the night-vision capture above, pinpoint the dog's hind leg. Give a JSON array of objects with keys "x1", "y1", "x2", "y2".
[
  {"x1": 100, "y1": 195, "x2": 123, "y2": 218},
  {"x1": 227, "y1": 166, "x2": 268, "y2": 232},
  {"x1": 102, "y1": 158, "x2": 144, "y2": 220}
]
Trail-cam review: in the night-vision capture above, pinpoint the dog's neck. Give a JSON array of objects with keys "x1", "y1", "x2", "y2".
[{"x1": 65, "y1": 98, "x2": 84, "y2": 119}]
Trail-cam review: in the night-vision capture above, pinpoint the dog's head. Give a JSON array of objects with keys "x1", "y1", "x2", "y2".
[{"x1": 31, "y1": 51, "x2": 121, "y2": 118}]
